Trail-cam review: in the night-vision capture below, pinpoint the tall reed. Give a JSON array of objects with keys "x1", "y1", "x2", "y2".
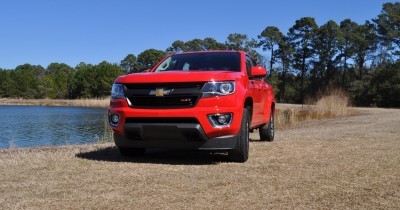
[
  {"x1": 95, "y1": 114, "x2": 114, "y2": 144},
  {"x1": 313, "y1": 89, "x2": 349, "y2": 119}
]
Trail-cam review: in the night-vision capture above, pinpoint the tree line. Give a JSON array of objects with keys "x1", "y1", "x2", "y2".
[
  {"x1": 0, "y1": 62, "x2": 124, "y2": 99},
  {"x1": 0, "y1": 2, "x2": 399, "y2": 107}
]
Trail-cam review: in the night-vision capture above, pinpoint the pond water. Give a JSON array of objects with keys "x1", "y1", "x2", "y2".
[{"x1": 0, "y1": 106, "x2": 109, "y2": 148}]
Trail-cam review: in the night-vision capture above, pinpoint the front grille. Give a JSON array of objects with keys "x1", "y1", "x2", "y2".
[
  {"x1": 125, "y1": 129, "x2": 202, "y2": 141},
  {"x1": 124, "y1": 118, "x2": 203, "y2": 141},
  {"x1": 124, "y1": 82, "x2": 205, "y2": 108}
]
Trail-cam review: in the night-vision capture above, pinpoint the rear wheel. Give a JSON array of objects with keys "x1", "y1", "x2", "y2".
[
  {"x1": 259, "y1": 110, "x2": 274, "y2": 141},
  {"x1": 228, "y1": 107, "x2": 250, "y2": 162},
  {"x1": 118, "y1": 147, "x2": 146, "y2": 157}
]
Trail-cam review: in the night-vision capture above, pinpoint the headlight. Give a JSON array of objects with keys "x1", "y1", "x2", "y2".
[
  {"x1": 111, "y1": 84, "x2": 125, "y2": 99},
  {"x1": 202, "y1": 81, "x2": 235, "y2": 98}
]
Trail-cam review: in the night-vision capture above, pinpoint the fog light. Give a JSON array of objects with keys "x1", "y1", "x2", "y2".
[
  {"x1": 208, "y1": 113, "x2": 233, "y2": 127},
  {"x1": 109, "y1": 114, "x2": 119, "y2": 126},
  {"x1": 218, "y1": 115, "x2": 227, "y2": 124}
]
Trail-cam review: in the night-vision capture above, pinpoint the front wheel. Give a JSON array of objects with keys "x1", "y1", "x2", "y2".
[
  {"x1": 228, "y1": 107, "x2": 250, "y2": 162},
  {"x1": 259, "y1": 110, "x2": 274, "y2": 142}
]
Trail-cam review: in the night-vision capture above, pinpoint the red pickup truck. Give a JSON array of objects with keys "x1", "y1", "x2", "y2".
[{"x1": 108, "y1": 51, "x2": 275, "y2": 162}]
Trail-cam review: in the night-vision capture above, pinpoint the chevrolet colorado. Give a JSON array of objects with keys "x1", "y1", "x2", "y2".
[{"x1": 108, "y1": 51, "x2": 275, "y2": 162}]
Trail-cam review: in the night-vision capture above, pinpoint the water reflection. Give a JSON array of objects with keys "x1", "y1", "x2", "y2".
[{"x1": 0, "y1": 106, "x2": 108, "y2": 148}]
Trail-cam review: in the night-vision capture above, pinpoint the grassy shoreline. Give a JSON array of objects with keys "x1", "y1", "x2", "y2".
[{"x1": 0, "y1": 98, "x2": 109, "y2": 108}]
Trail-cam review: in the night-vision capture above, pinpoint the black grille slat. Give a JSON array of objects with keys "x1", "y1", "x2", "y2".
[
  {"x1": 128, "y1": 96, "x2": 198, "y2": 108},
  {"x1": 125, "y1": 118, "x2": 199, "y2": 124},
  {"x1": 125, "y1": 82, "x2": 204, "y2": 89},
  {"x1": 124, "y1": 82, "x2": 205, "y2": 108}
]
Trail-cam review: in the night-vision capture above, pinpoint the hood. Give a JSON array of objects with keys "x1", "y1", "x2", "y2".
[{"x1": 115, "y1": 70, "x2": 244, "y2": 84}]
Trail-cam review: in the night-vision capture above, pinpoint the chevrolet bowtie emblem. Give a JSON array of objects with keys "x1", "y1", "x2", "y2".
[{"x1": 149, "y1": 88, "x2": 173, "y2": 96}]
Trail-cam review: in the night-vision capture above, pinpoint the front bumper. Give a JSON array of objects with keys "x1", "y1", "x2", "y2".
[
  {"x1": 109, "y1": 98, "x2": 243, "y2": 139},
  {"x1": 109, "y1": 97, "x2": 242, "y2": 150}
]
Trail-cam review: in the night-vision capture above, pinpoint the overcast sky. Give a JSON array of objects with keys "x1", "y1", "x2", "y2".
[{"x1": 0, "y1": 0, "x2": 396, "y2": 69}]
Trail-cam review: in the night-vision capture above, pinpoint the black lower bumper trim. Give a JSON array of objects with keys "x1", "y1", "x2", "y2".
[{"x1": 114, "y1": 123, "x2": 237, "y2": 150}]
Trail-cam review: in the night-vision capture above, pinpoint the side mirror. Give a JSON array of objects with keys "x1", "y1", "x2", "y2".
[
  {"x1": 250, "y1": 66, "x2": 267, "y2": 77},
  {"x1": 142, "y1": 69, "x2": 150, "y2": 73}
]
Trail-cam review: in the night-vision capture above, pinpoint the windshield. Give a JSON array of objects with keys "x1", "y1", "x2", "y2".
[{"x1": 155, "y1": 52, "x2": 241, "y2": 72}]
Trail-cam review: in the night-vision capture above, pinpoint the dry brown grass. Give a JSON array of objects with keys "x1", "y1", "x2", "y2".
[
  {"x1": 0, "y1": 98, "x2": 109, "y2": 108},
  {"x1": 275, "y1": 108, "x2": 311, "y2": 128},
  {"x1": 1, "y1": 108, "x2": 399, "y2": 209},
  {"x1": 313, "y1": 89, "x2": 349, "y2": 119},
  {"x1": 275, "y1": 90, "x2": 353, "y2": 128}
]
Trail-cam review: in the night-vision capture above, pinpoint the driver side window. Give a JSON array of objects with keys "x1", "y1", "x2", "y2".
[{"x1": 245, "y1": 55, "x2": 253, "y2": 77}]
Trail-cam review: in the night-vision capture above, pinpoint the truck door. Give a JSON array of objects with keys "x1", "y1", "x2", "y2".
[{"x1": 246, "y1": 55, "x2": 264, "y2": 125}]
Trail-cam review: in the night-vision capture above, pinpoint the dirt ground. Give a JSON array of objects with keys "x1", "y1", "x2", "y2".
[{"x1": 0, "y1": 108, "x2": 399, "y2": 209}]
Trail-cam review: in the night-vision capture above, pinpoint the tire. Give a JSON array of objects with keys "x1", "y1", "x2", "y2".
[
  {"x1": 259, "y1": 110, "x2": 274, "y2": 142},
  {"x1": 118, "y1": 147, "x2": 146, "y2": 157},
  {"x1": 228, "y1": 107, "x2": 250, "y2": 162}
]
